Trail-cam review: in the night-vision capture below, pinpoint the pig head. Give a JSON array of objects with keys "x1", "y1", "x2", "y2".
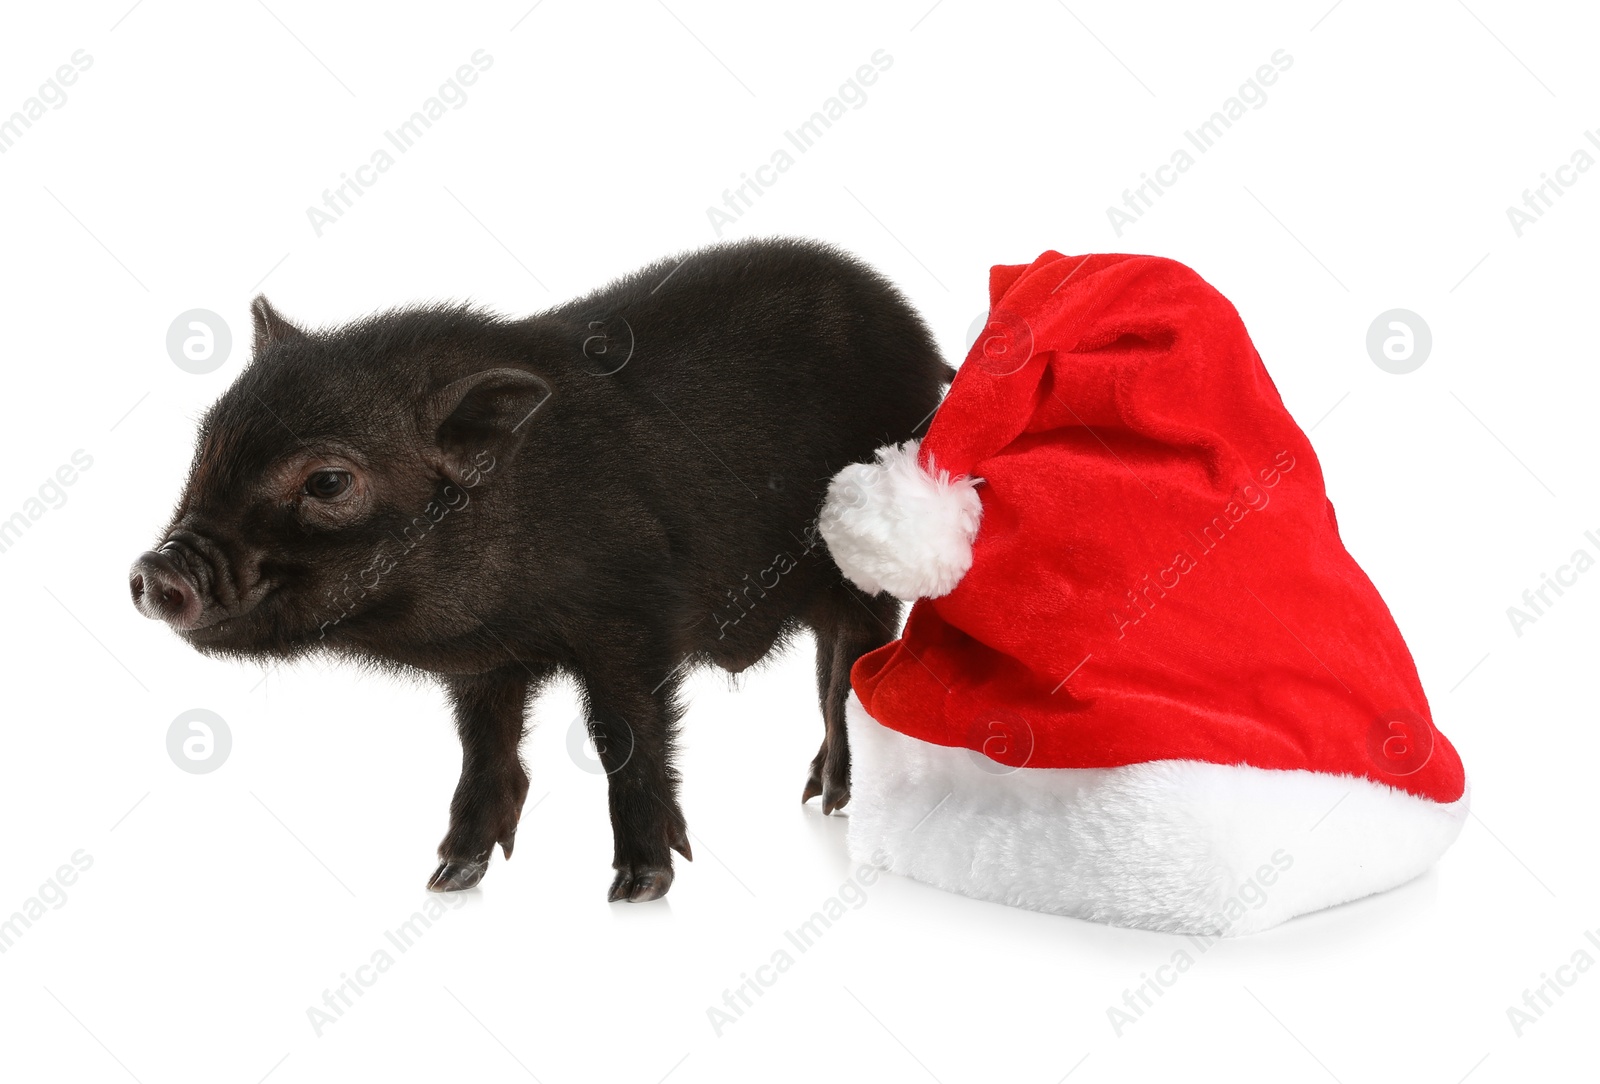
[{"x1": 131, "y1": 297, "x2": 549, "y2": 662}]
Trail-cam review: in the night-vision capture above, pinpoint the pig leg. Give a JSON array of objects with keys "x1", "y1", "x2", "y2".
[
  {"x1": 428, "y1": 667, "x2": 540, "y2": 892},
  {"x1": 579, "y1": 647, "x2": 691, "y2": 903},
  {"x1": 803, "y1": 586, "x2": 901, "y2": 814}
]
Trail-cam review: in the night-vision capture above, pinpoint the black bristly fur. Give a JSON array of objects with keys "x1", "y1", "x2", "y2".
[{"x1": 134, "y1": 237, "x2": 950, "y2": 901}]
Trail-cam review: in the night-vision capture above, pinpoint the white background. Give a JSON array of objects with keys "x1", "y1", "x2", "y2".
[{"x1": 0, "y1": 1, "x2": 1595, "y2": 1081}]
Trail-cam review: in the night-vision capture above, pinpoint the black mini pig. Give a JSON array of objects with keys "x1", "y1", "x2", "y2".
[{"x1": 130, "y1": 238, "x2": 949, "y2": 901}]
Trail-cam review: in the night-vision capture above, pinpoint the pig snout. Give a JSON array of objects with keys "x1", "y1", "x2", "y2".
[{"x1": 129, "y1": 547, "x2": 203, "y2": 630}]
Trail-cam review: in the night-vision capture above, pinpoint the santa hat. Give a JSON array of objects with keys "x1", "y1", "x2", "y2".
[{"x1": 819, "y1": 252, "x2": 1468, "y2": 937}]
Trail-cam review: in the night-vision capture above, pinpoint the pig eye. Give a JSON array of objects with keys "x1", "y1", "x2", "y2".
[{"x1": 304, "y1": 469, "x2": 353, "y2": 500}]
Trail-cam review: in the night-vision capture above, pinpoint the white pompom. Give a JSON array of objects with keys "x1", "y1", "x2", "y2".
[{"x1": 818, "y1": 440, "x2": 983, "y2": 601}]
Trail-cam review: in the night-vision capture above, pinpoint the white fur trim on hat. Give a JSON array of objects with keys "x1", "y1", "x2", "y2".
[
  {"x1": 818, "y1": 440, "x2": 983, "y2": 601},
  {"x1": 844, "y1": 694, "x2": 1469, "y2": 936}
]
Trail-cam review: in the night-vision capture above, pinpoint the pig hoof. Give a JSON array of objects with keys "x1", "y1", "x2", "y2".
[
  {"x1": 608, "y1": 864, "x2": 674, "y2": 903},
  {"x1": 802, "y1": 747, "x2": 826, "y2": 805},
  {"x1": 805, "y1": 745, "x2": 851, "y2": 813},
  {"x1": 427, "y1": 857, "x2": 487, "y2": 892},
  {"x1": 668, "y1": 825, "x2": 693, "y2": 862},
  {"x1": 819, "y1": 735, "x2": 851, "y2": 814}
]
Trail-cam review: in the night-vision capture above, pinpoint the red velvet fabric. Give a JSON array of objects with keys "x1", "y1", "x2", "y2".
[{"x1": 850, "y1": 252, "x2": 1465, "y2": 805}]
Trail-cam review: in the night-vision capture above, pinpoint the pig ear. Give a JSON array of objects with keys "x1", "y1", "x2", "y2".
[
  {"x1": 426, "y1": 367, "x2": 553, "y2": 485},
  {"x1": 250, "y1": 295, "x2": 304, "y2": 354}
]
